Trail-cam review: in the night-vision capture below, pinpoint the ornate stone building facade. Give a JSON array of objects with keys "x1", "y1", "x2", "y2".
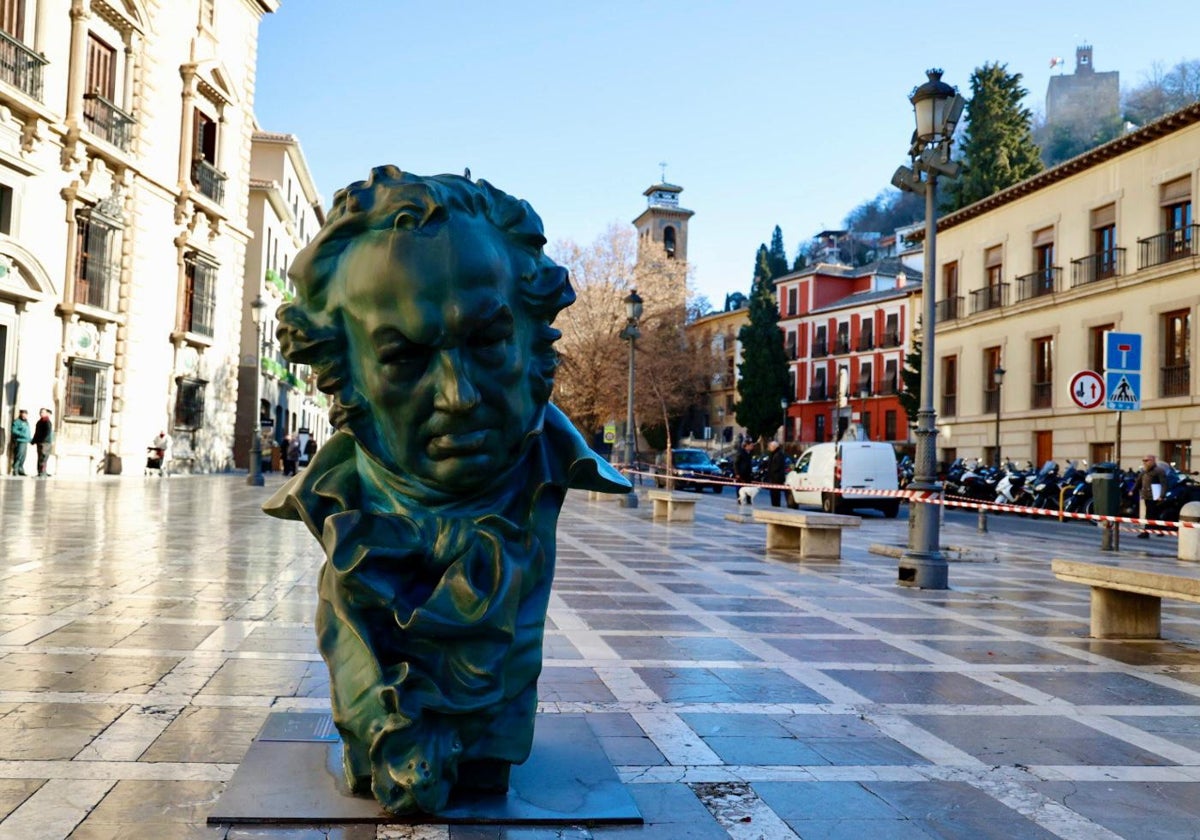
[{"x1": 0, "y1": 0, "x2": 277, "y2": 476}]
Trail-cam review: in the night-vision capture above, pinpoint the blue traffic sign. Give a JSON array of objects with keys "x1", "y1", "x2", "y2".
[
  {"x1": 1106, "y1": 371, "x2": 1140, "y2": 411},
  {"x1": 1105, "y1": 332, "x2": 1141, "y2": 373}
]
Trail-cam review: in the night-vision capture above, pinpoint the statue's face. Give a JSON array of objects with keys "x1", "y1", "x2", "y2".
[{"x1": 337, "y1": 215, "x2": 542, "y2": 494}]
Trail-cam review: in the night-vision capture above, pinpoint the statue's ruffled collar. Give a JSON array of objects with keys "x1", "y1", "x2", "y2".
[{"x1": 263, "y1": 403, "x2": 629, "y2": 538}]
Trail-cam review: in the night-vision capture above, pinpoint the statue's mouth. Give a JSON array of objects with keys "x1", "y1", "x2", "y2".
[{"x1": 426, "y1": 430, "x2": 489, "y2": 458}]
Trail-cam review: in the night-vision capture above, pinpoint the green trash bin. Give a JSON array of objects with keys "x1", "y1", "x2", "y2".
[{"x1": 1091, "y1": 474, "x2": 1119, "y2": 516}]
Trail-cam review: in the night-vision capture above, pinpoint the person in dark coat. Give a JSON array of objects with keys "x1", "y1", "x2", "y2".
[
  {"x1": 765, "y1": 440, "x2": 788, "y2": 507},
  {"x1": 734, "y1": 441, "x2": 755, "y2": 506},
  {"x1": 31, "y1": 408, "x2": 53, "y2": 477}
]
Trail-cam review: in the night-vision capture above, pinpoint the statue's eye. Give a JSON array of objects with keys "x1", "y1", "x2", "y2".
[
  {"x1": 470, "y1": 322, "x2": 512, "y2": 349},
  {"x1": 377, "y1": 340, "x2": 430, "y2": 371}
]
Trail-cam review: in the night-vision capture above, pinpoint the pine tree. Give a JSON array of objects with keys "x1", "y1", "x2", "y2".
[
  {"x1": 734, "y1": 251, "x2": 791, "y2": 443},
  {"x1": 946, "y1": 63, "x2": 1043, "y2": 211},
  {"x1": 767, "y1": 226, "x2": 790, "y2": 279}
]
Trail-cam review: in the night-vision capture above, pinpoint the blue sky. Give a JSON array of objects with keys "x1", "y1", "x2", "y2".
[{"x1": 254, "y1": 1, "x2": 1197, "y2": 307}]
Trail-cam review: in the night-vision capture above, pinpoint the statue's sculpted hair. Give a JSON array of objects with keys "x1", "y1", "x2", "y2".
[{"x1": 277, "y1": 166, "x2": 575, "y2": 429}]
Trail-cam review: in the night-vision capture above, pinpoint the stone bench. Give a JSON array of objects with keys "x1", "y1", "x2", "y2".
[
  {"x1": 647, "y1": 489, "x2": 697, "y2": 522},
  {"x1": 1051, "y1": 559, "x2": 1200, "y2": 638},
  {"x1": 752, "y1": 509, "x2": 860, "y2": 559}
]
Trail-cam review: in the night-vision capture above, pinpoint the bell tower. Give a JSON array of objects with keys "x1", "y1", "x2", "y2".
[{"x1": 632, "y1": 177, "x2": 694, "y2": 264}]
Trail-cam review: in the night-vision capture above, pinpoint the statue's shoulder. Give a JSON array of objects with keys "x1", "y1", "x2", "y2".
[{"x1": 543, "y1": 405, "x2": 631, "y2": 494}]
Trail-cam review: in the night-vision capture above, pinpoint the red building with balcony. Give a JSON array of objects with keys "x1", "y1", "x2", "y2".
[{"x1": 775, "y1": 256, "x2": 921, "y2": 449}]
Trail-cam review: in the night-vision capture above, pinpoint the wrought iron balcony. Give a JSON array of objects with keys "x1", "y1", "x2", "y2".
[
  {"x1": 970, "y1": 283, "x2": 1007, "y2": 314},
  {"x1": 1015, "y1": 267, "x2": 1059, "y2": 302},
  {"x1": 856, "y1": 381, "x2": 873, "y2": 397},
  {"x1": 808, "y1": 386, "x2": 827, "y2": 401},
  {"x1": 191, "y1": 158, "x2": 227, "y2": 204},
  {"x1": 1031, "y1": 382, "x2": 1052, "y2": 409},
  {"x1": 856, "y1": 334, "x2": 874, "y2": 351},
  {"x1": 935, "y1": 297, "x2": 963, "y2": 323},
  {"x1": 0, "y1": 30, "x2": 46, "y2": 100},
  {"x1": 810, "y1": 341, "x2": 827, "y2": 357},
  {"x1": 1071, "y1": 248, "x2": 1125, "y2": 287},
  {"x1": 834, "y1": 338, "x2": 851, "y2": 355},
  {"x1": 1161, "y1": 364, "x2": 1190, "y2": 398},
  {"x1": 1139, "y1": 225, "x2": 1198, "y2": 269},
  {"x1": 83, "y1": 93, "x2": 134, "y2": 151},
  {"x1": 940, "y1": 394, "x2": 957, "y2": 417},
  {"x1": 878, "y1": 379, "x2": 899, "y2": 396},
  {"x1": 880, "y1": 331, "x2": 901, "y2": 348}
]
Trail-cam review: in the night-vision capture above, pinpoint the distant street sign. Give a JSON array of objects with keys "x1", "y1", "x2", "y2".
[
  {"x1": 1105, "y1": 331, "x2": 1142, "y2": 373},
  {"x1": 1106, "y1": 371, "x2": 1141, "y2": 411},
  {"x1": 1104, "y1": 331, "x2": 1142, "y2": 412},
  {"x1": 1069, "y1": 370, "x2": 1105, "y2": 409}
]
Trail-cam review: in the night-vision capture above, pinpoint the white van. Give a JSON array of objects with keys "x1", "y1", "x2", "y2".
[{"x1": 784, "y1": 441, "x2": 901, "y2": 517}]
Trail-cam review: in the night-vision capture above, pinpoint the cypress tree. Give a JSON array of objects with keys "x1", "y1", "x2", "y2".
[
  {"x1": 946, "y1": 62, "x2": 1043, "y2": 211},
  {"x1": 767, "y1": 226, "x2": 790, "y2": 279},
  {"x1": 734, "y1": 251, "x2": 791, "y2": 443}
]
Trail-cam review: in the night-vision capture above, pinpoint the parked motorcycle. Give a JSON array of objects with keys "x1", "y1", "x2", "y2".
[{"x1": 995, "y1": 461, "x2": 1034, "y2": 508}]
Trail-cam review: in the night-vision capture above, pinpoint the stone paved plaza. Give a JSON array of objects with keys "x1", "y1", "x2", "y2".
[{"x1": 0, "y1": 474, "x2": 1199, "y2": 839}]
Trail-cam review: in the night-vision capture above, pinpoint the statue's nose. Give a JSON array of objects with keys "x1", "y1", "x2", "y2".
[{"x1": 430, "y1": 349, "x2": 480, "y2": 413}]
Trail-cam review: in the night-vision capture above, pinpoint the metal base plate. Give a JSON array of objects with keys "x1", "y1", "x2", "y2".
[{"x1": 208, "y1": 712, "x2": 642, "y2": 826}]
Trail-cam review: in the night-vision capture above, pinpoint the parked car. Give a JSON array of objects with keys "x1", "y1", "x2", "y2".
[
  {"x1": 784, "y1": 441, "x2": 901, "y2": 517},
  {"x1": 654, "y1": 448, "x2": 726, "y2": 493}
]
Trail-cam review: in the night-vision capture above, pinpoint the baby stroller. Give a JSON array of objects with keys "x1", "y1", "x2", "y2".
[{"x1": 145, "y1": 446, "x2": 168, "y2": 477}]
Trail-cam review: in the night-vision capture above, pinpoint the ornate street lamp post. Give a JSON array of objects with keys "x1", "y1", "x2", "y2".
[
  {"x1": 620, "y1": 289, "x2": 643, "y2": 508},
  {"x1": 891, "y1": 69, "x2": 964, "y2": 589},
  {"x1": 993, "y1": 365, "x2": 1005, "y2": 469},
  {"x1": 248, "y1": 294, "x2": 267, "y2": 487}
]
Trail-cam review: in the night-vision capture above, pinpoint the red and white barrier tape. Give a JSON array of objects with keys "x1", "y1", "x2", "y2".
[{"x1": 615, "y1": 466, "x2": 1197, "y2": 532}]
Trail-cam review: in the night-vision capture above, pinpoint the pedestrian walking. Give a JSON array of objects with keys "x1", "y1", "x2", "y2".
[
  {"x1": 734, "y1": 440, "x2": 756, "y2": 507},
  {"x1": 9, "y1": 409, "x2": 30, "y2": 476},
  {"x1": 284, "y1": 435, "x2": 300, "y2": 476},
  {"x1": 31, "y1": 408, "x2": 53, "y2": 477},
  {"x1": 304, "y1": 436, "x2": 317, "y2": 466},
  {"x1": 765, "y1": 439, "x2": 787, "y2": 507},
  {"x1": 1135, "y1": 454, "x2": 1167, "y2": 538}
]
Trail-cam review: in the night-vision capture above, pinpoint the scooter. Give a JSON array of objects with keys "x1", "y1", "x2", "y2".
[{"x1": 995, "y1": 462, "x2": 1033, "y2": 508}]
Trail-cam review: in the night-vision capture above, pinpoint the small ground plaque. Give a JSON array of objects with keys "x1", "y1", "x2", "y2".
[{"x1": 209, "y1": 713, "x2": 642, "y2": 826}]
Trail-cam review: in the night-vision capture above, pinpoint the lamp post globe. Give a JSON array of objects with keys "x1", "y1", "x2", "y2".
[
  {"x1": 894, "y1": 69, "x2": 963, "y2": 590},
  {"x1": 247, "y1": 294, "x2": 268, "y2": 487},
  {"x1": 620, "y1": 289, "x2": 643, "y2": 508}
]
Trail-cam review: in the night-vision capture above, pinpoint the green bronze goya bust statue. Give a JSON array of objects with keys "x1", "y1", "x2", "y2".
[{"x1": 263, "y1": 167, "x2": 630, "y2": 814}]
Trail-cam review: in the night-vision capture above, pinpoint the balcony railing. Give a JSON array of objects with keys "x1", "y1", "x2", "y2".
[
  {"x1": 856, "y1": 334, "x2": 874, "y2": 351},
  {"x1": 786, "y1": 345, "x2": 798, "y2": 361},
  {"x1": 191, "y1": 158, "x2": 227, "y2": 204},
  {"x1": 808, "y1": 386, "x2": 827, "y2": 401},
  {"x1": 940, "y1": 394, "x2": 957, "y2": 417},
  {"x1": 810, "y1": 341, "x2": 827, "y2": 357},
  {"x1": 1071, "y1": 248, "x2": 1125, "y2": 287},
  {"x1": 935, "y1": 297, "x2": 963, "y2": 323},
  {"x1": 983, "y1": 388, "x2": 999, "y2": 414},
  {"x1": 1161, "y1": 364, "x2": 1191, "y2": 397},
  {"x1": 856, "y1": 381, "x2": 873, "y2": 397},
  {"x1": 1138, "y1": 225, "x2": 1198, "y2": 269},
  {"x1": 1031, "y1": 382, "x2": 1052, "y2": 409},
  {"x1": 834, "y1": 338, "x2": 851, "y2": 354},
  {"x1": 878, "y1": 379, "x2": 899, "y2": 396},
  {"x1": 0, "y1": 30, "x2": 46, "y2": 100},
  {"x1": 83, "y1": 92, "x2": 134, "y2": 151},
  {"x1": 970, "y1": 283, "x2": 1008, "y2": 314},
  {"x1": 1015, "y1": 267, "x2": 1060, "y2": 302},
  {"x1": 880, "y1": 331, "x2": 901, "y2": 348}
]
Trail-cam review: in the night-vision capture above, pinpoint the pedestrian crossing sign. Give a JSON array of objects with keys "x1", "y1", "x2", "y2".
[{"x1": 1105, "y1": 372, "x2": 1140, "y2": 411}]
